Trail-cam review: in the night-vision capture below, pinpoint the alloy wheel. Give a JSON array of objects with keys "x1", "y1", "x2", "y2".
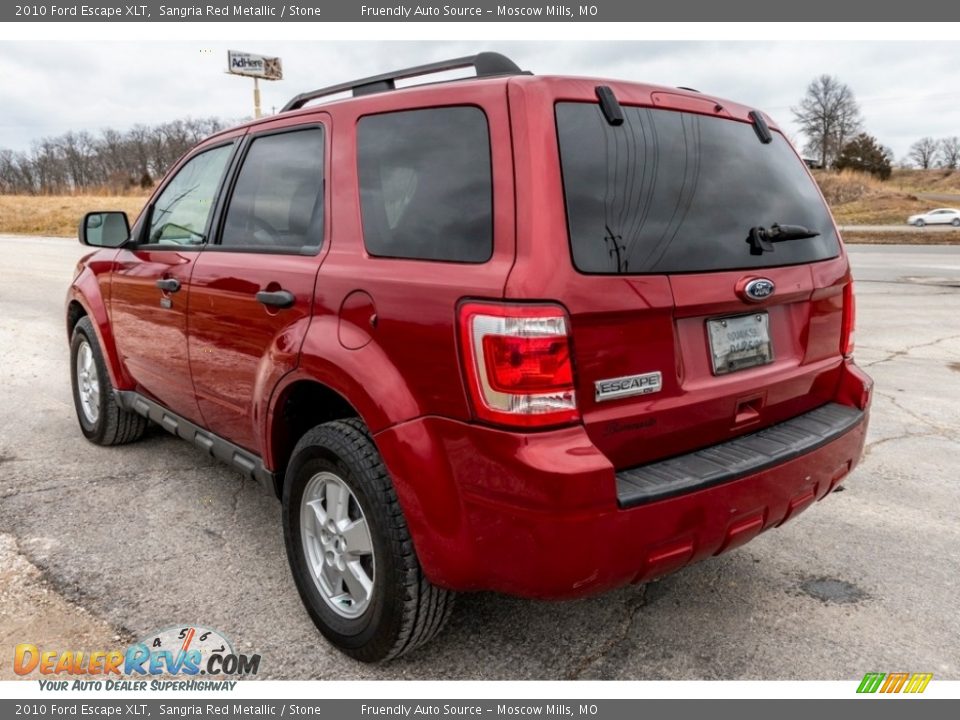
[
  {"x1": 300, "y1": 471, "x2": 376, "y2": 618},
  {"x1": 75, "y1": 339, "x2": 100, "y2": 424}
]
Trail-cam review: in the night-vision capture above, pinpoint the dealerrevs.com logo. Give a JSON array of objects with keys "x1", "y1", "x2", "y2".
[{"x1": 14, "y1": 626, "x2": 260, "y2": 690}]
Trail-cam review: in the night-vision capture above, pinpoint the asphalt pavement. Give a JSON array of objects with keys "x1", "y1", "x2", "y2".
[
  {"x1": 1, "y1": 236, "x2": 958, "y2": 680},
  {"x1": 838, "y1": 224, "x2": 960, "y2": 233}
]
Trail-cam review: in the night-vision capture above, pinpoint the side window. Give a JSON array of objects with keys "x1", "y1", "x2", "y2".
[
  {"x1": 221, "y1": 128, "x2": 325, "y2": 252},
  {"x1": 146, "y1": 144, "x2": 233, "y2": 246},
  {"x1": 357, "y1": 106, "x2": 492, "y2": 262}
]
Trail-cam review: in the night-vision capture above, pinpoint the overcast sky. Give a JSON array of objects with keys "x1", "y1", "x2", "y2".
[{"x1": 1, "y1": 41, "x2": 959, "y2": 160}]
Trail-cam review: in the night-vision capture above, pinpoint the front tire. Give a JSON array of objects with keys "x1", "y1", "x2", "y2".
[
  {"x1": 282, "y1": 419, "x2": 455, "y2": 662},
  {"x1": 915, "y1": 219, "x2": 926, "y2": 227},
  {"x1": 70, "y1": 316, "x2": 147, "y2": 446}
]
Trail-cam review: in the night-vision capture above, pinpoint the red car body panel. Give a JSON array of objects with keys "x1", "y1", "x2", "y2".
[
  {"x1": 67, "y1": 73, "x2": 873, "y2": 599},
  {"x1": 376, "y1": 370, "x2": 868, "y2": 598},
  {"x1": 188, "y1": 250, "x2": 320, "y2": 452},
  {"x1": 67, "y1": 260, "x2": 128, "y2": 389},
  {"x1": 110, "y1": 247, "x2": 205, "y2": 423},
  {"x1": 187, "y1": 112, "x2": 332, "y2": 453}
]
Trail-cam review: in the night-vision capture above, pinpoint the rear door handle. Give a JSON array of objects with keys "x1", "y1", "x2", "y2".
[
  {"x1": 256, "y1": 290, "x2": 295, "y2": 309},
  {"x1": 156, "y1": 278, "x2": 181, "y2": 292}
]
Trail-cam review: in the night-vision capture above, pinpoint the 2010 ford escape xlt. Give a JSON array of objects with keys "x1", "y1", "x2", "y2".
[{"x1": 66, "y1": 52, "x2": 873, "y2": 662}]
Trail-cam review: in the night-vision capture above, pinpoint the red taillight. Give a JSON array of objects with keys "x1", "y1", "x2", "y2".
[
  {"x1": 482, "y1": 335, "x2": 573, "y2": 392},
  {"x1": 841, "y1": 281, "x2": 856, "y2": 357},
  {"x1": 459, "y1": 302, "x2": 579, "y2": 428}
]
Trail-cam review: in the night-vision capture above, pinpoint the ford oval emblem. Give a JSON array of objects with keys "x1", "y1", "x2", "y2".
[{"x1": 743, "y1": 277, "x2": 775, "y2": 302}]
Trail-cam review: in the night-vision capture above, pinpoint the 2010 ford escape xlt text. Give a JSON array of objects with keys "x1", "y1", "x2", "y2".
[{"x1": 66, "y1": 52, "x2": 873, "y2": 662}]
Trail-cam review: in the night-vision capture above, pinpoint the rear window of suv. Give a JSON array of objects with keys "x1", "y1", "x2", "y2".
[
  {"x1": 556, "y1": 102, "x2": 840, "y2": 274},
  {"x1": 357, "y1": 106, "x2": 492, "y2": 263}
]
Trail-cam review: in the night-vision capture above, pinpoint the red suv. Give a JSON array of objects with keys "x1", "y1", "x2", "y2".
[{"x1": 67, "y1": 53, "x2": 872, "y2": 662}]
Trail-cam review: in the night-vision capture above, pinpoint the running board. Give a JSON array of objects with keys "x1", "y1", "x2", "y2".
[{"x1": 114, "y1": 390, "x2": 277, "y2": 495}]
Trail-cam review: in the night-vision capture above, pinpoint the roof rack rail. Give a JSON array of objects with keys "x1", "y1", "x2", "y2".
[{"x1": 281, "y1": 52, "x2": 526, "y2": 112}]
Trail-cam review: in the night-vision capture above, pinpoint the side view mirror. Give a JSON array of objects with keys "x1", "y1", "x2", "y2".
[{"x1": 79, "y1": 211, "x2": 130, "y2": 248}]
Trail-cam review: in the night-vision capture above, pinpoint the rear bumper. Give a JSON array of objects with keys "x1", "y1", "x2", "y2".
[
  {"x1": 374, "y1": 361, "x2": 872, "y2": 599},
  {"x1": 616, "y1": 402, "x2": 863, "y2": 507}
]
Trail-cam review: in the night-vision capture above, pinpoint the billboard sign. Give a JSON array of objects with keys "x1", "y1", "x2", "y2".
[{"x1": 227, "y1": 50, "x2": 283, "y2": 80}]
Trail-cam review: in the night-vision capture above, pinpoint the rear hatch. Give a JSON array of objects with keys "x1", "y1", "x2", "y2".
[{"x1": 537, "y1": 92, "x2": 851, "y2": 470}]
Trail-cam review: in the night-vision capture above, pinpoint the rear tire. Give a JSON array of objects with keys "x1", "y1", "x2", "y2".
[
  {"x1": 952, "y1": 218, "x2": 960, "y2": 227},
  {"x1": 70, "y1": 316, "x2": 147, "y2": 446},
  {"x1": 282, "y1": 418, "x2": 455, "y2": 662}
]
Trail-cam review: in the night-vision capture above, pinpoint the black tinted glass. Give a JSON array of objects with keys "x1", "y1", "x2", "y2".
[
  {"x1": 358, "y1": 106, "x2": 492, "y2": 262},
  {"x1": 556, "y1": 103, "x2": 840, "y2": 274},
  {"x1": 222, "y1": 128, "x2": 324, "y2": 251}
]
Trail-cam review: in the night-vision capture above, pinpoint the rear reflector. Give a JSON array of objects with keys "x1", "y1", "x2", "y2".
[
  {"x1": 841, "y1": 281, "x2": 856, "y2": 357},
  {"x1": 459, "y1": 302, "x2": 579, "y2": 428}
]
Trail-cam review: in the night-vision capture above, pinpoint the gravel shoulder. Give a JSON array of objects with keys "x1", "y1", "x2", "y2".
[{"x1": 0, "y1": 534, "x2": 130, "y2": 680}]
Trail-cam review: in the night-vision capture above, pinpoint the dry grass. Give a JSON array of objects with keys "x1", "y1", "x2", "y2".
[
  {"x1": 812, "y1": 169, "x2": 953, "y2": 226},
  {"x1": 0, "y1": 195, "x2": 148, "y2": 237},
  {"x1": 888, "y1": 168, "x2": 960, "y2": 194},
  {"x1": 830, "y1": 194, "x2": 933, "y2": 225},
  {"x1": 813, "y1": 169, "x2": 886, "y2": 205}
]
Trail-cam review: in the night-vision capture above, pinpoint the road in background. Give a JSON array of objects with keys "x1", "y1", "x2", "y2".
[
  {"x1": 838, "y1": 224, "x2": 960, "y2": 233},
  {"x1": 848, "y1": 243, "x2": 960, "y2": 284},
  {"x1": 0, "y1": 236, "x2": 958, "y2": 680}
]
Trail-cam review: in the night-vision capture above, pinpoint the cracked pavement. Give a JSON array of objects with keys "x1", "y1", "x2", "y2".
[{"x1": 0, "y1": 236, "x2": 958, "y2": 680}]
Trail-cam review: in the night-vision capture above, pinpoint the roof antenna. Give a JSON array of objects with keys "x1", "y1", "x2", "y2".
[{"x1": 595, "y1": 86, "x2": 624, "y2": 126}]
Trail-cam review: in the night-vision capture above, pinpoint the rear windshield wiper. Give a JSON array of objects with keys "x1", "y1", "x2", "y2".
[{"x1": 746, "y1": 223, "x2": 820, "y2": 255}]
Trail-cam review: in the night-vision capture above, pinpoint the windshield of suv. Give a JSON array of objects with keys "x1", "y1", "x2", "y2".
[{"x1": 556, "y1": 102, "x2": 840, "y2": 274}]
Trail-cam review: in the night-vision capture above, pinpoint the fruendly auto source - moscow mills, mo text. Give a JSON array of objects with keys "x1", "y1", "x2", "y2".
[{"x1": 360, "y1": 5, "x2": 595, "y2": 17}]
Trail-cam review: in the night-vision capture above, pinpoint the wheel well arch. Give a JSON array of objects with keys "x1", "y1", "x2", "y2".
[
  {"x1": 66, "y1": 300, "x2": 87, "y2": 339},
  {"x1": 268, "y1": 379, "x2": 360, "y2": 492}
]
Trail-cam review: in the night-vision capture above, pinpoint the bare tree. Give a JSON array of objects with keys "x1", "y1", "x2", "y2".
[
  {"x1": 0, "y1": 116, "x2": 228, "y2": 195},
  {"x1": 939, "y1": 137, "x2": 960, "y2": 170},
  {"x1": 14, "y1": 152, "x2": 36, "y2": 193},
  {"x1": 0, "y1": 149, "x2": 16, "y2": 193},
  {"x1": 908, "y1": 137, "x2": 939, "y2": 169},
  {"x1": 792, "y1": 75, "x2": 863, "y2": 169},
  {"x1": 31, "y1": 139, "x2": 68, "y2": 194},
  {"x1": 59, "y1": 131, "x2": 100, "y2": 190},
  {"x1": 95, "y1": 128, "x2": 133, "y2": 191},
  {"x1": 126, "y1": 124, "x2": 154, "y2": 181}
]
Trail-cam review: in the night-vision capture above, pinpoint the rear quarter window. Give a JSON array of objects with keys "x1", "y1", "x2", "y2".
[
  {"x1": 357, "y1": 106, "x2": 492, "y2": 263},
  {"x1": 556, "y1": 102, "x2": 840, "y2": 274}
]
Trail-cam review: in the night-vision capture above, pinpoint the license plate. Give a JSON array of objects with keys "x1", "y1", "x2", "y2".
[{"x1": 707, "y1": 312, "x2": 773, "y2": 375}]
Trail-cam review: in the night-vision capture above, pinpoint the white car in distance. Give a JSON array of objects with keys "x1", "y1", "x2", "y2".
[{"x1": 907, "y1": 208, "x2": 960, "y2": 227}]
